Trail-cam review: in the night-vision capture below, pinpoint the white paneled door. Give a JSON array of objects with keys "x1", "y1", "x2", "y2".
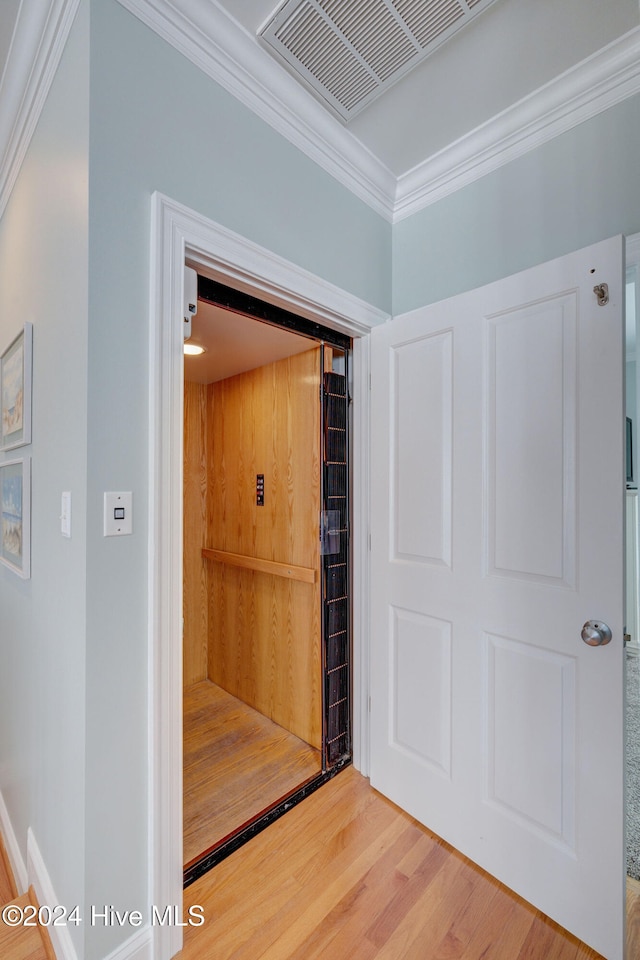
[{"x1": 370, "y1": 237, "x2": 625, "y2": 959}]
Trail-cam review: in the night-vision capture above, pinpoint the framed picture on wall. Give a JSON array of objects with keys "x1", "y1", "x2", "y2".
[
  {"x1": 0, "y1": 457, "x2": 31, "y2": 578},
  {"x1": 1, "y1": 322, "x2": 32, "y2": 450}
]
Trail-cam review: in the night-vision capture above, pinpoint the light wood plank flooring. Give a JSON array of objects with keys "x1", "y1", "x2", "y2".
[
  {"x1": 627, "y1": 876, "x2": 640, "y2": 960},
  {"x1": 0, "y1": 845, "x2": 55, "y2": 960},
  {"x1": 0, "y1": 835, "x2": 17, "y2": 906},
  {"x1": 184, "y1": 680, "x2": 321, "y2": 865},
  {"x1": 179, "y1": 766, "x2": 612, "y2": 960}
]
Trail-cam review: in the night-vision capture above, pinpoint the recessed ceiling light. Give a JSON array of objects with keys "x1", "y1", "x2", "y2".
[{"x1": 184, "y1": 343, "x2": 206, "y2": 356}]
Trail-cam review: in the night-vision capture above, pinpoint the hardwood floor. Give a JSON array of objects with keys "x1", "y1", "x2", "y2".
[
  {"x1": 0, "y1": 766, "x2": 637, "y2": 958},
  {"x1": 0, "y1": 834, "x2": 17, "y2": 905},
  {"x1": 0, "y1": 848, "x2": 55, "y2": 960},
  {"x1": 184, "y1": 680, "x2": 321, "y2": 865},
  {"x1": 179, "y1": 766, "x2": 608, "y2": 960},
  {"x1": 628, "y1": 876, "x2": 640, "y2": 960}
]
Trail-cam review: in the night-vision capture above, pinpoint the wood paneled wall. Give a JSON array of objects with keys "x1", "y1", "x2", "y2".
[
  {"x1": 183, "y1": 346, "x2": 322, "y2": 749},
  {"x1": 183, "y1": 380, "x2": 209, "y2": 686}
]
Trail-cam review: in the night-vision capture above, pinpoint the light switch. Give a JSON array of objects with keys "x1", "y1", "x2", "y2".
[
  {"x1": 104, "y1": 492, "x2": 133, "y2": 536},
  {"x1": 61, "y1": 492, "x2": 71, "y2": 538}
]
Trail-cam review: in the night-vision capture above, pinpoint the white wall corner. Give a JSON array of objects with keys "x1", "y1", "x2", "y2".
[
  {"x1": 0, "y1": 788, "x2": 28, "y2": 894},
  {"x1": 26, "y1": 829, "x2": 79, "y2": 960},
  {"x1": 0, "y1": 0, "x2": 81, "y2": 222}
]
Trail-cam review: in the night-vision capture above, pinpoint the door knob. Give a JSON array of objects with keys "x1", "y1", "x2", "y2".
[{"x1": 581, "y1": 620, "x2": 612, "y2": 646}]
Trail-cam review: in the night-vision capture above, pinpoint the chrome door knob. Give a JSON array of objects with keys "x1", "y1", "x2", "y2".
[{"x1": 581, "y1": 620, "x2": 612, "y2": 646}]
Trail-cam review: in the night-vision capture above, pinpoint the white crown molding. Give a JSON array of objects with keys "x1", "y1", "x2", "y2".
[
  {"x1": 0, "y1": 0, "x2": 81, "y2": 222},
  {"x1": 394, "y1": 25, "x2": 640, "y2": 221},
  {"x1": 3, "y1": 0, "x2": 640, "y2": 229},
  {"x1": 116, "y1": 0, "x2": 397, "y2": 220},
  {"x1": 117, "y1": 1, "x2": 640, "y2": 224}
]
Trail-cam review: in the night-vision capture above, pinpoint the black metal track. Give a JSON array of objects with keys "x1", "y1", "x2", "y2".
[
  {"x1": 183, "y1": 760, "x2": 351, "y2": 887},
  {"x1": 197, "y1": 275, "x2": 351, "y2": 350}
]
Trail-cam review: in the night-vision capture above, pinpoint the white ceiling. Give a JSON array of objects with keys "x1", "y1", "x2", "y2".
[
  {"x1": 184, "y1": 300, "x2": 317, "y2": 384},
  {"x1": 216, "y1": 0, "x2": 639, "y2": 176}
]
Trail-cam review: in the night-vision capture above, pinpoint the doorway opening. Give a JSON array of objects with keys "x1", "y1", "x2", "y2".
[{"x1": 182, "y1": 275, "x2": 353, "y2": 885}]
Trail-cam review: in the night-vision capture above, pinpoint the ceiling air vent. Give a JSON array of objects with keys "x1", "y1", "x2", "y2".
[{"x1": 259, "y1": 0, "x2": 499, "y2": 122}]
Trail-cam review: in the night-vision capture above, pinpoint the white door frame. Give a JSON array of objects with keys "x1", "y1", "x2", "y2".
[{"x1": 148, "y1": 192, "x2": 387, "y2": 960}]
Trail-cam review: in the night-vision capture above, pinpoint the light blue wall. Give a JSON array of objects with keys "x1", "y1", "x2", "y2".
[
  {"x1": 393, "y1": 93, "x2": 640, "y2": 314},
  {"x1": 83, "y1": 3, "x2": 391, "y2": 957},
  {"x1": 89, "y1": 2, "x2": 391, "y2": 312},
  {"x1": 0, "y1": 2, "x2": 89, "y2": 954},
  {"x1": 5, "y1": 3, "x2": 640, "y2": 957}
]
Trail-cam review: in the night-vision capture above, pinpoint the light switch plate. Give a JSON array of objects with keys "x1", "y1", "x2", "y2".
[{"x1": 104, "y1": 491, "x2": 133, "y2": 536}]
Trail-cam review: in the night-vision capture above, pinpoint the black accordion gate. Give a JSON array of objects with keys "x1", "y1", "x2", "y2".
[{"x1": 321, "y1": 356, "x2": 351, "y2": 769}]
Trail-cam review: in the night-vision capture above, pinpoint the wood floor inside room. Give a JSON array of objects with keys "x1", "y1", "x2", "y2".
[
  {"x1": 179, "y1": 765, "x2": 611, "y2": 960},
  {"x1": 183, "y1": 680, "x2": 321, "y2": 865}
]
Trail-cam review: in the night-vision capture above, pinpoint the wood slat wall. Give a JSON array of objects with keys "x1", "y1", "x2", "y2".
[
  {"x1": 207, "y1": 347, "x2": 322, "y2": 748},
  {"x1": 207, "y1": 347, "x2": 321, "y2": 569},
  {"x1": 183, "y1": 346, "x2": 322, "y2": 748},
  {"x1": 183, "y1": 380, "x2": 209, "y2": 686}
]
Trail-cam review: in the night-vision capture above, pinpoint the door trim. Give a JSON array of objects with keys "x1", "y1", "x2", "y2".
[{"x1": 148, "y1": 192, "x2": 387, "y2": 959}]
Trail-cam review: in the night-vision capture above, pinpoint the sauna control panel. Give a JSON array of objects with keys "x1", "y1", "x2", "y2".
[{"x1": 256, "y1": 474, "x2": 264, "y2": 506}]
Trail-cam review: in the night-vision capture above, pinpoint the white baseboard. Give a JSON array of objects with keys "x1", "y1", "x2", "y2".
[
  {"x1": 27, "y1": 828, "x2": 79, "y2": 960},
  {"x1": 0, "y1": 815, "x2": 152, "y2": 960},
  {"x1": 100, "y1": 926, "x2": 152, "y2": 960},
  {"x1": 0, "y1": 788, "x2": 28, "y2": 894},
  {"x1": 26, "y1": 828, "x2": 153, "y2": 960}
]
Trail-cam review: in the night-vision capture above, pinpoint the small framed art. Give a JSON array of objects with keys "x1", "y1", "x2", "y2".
[
  {"x1": 0, "y1": 457, "x2": 31, "y2": 578},
  {"x1": 1, "y1": 322, "x2": 32, "y2": 450}
]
